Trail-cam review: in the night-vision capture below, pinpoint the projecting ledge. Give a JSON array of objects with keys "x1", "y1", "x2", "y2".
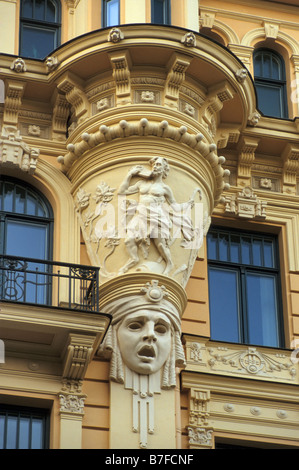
[
  {"x1": 0, "y1": 301, "x2": 111, "y2": 363},
  {"x1": 182, "y1": 335, "x2": 299, "y2": 386}
]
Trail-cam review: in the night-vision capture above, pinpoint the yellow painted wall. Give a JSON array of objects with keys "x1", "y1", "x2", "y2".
[{"x1": 82, "y1": 360, "x2": 110, "y2": 449}]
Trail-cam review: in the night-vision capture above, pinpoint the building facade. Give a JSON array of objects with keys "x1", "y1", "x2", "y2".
[{"x1": 0, "y1": 0, "x2": 299, "y2": 450}]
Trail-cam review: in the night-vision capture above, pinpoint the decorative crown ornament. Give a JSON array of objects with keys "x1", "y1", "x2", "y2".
[{"x1": 140, "y1": 280, "x2": 168, "y2": 302}]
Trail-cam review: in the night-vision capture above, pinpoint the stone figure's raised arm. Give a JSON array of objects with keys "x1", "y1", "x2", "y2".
[{"x1": 118, "y1": 165, "x2": 145, "y2": 195}]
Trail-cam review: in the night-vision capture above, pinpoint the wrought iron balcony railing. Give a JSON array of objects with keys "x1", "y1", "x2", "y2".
[{"x1": 0, "y1": 255, "x2": 100, "y2": 313}]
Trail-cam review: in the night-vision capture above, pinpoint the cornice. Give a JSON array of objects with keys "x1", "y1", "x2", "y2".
[{"x1": 200, "y1": 2, "x2": 299, "y2": 27}]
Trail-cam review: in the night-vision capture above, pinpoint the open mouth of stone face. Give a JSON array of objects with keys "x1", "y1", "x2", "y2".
[{"x1": 137, "y1": 345, "x2": 155, "y2": 359}]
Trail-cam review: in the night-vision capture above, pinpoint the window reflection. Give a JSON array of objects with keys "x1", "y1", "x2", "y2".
[
  {"x1": 207, "y1": 228, "x2": 283, "y2": 347},
  {"x1": 0, "y1": 177, "x2": 53, "y2": 304},
  {"x1": 0, "y1": 406, "x2": 48, "y2": 449},
  {"x1": 103, "y1": 0, "x2": 120, "y2": 27},
  {"x1": 19, "y1": 0, "x2": 61, "y2": 59},
  {"x1": 253, "y1": 49, "x2": 287, "y2": 119}
]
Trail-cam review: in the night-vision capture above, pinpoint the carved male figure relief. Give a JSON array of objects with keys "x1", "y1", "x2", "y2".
[{"x1": 118, "y1": 156, "x2": 196, "y2": 275}]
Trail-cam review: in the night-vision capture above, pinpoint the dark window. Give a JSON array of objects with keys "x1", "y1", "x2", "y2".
[
  {"x1": 151, "y1": 0, "x2": 171, "y2": 24},
  {"x1": 207, "y1": 228, "x2": 284, "y2": 348},
  {"x1": 253, "y1": 49, "x2": 288, "y2": 119},
  {"x1": 0, "y1": 405, "x2": 49, "y2": 449},
  {"x1": 20, "y1": 0, "x2": 61, "y2": 59},
  {"x1": 102, "y1": 0, "x2": 120, "y2": 27},
  {"x1": 0, "y1": 177, "x2": 53, "y2": 303}
]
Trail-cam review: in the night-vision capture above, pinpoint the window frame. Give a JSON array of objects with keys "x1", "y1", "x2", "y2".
[
  {"x1": 253, "y1": 48, "x2": 288, "y2": 119},
  {"x1": 207, "y1": 226, "x2": 285, "y2": 348},
  {"x1": 102, "y1": 0, "x2": 120, "y2": 28},
  {"x1": 0, "y1": 177, "x2": 54, "y2": 304},
  {"x1": 0, "y1": 404, "x2": 50, "y2": 449},
  {"x1": 19, "y1": 0, "x2": 61, "y2": 59},
  {"x1": 151, "y1": 0, "x2": 171, "y2": 25}
]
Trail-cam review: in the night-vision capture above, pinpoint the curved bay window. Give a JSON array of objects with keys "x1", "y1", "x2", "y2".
[
  {"x1": 207, "y1": 227, "x2": 284, "y2": 348},
  {"x1": 19, "y1": 0, "x2": 61, "y2": 59},
  {"x1": 253, "y1": 49, "x2": 288, "y2": 119},
  {"x1": 0, "y1": 177, "x2": 53, "y2": 304}
]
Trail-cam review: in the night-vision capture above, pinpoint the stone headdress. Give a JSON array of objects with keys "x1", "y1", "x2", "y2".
[{"x1": 98, "y1": 277, "x2": 187, "y2": 389}]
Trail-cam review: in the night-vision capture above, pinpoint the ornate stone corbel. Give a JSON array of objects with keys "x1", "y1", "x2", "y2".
[
  {"x1": 282, "y1": 144, "x2": 299, "y2": 194},
  {"x1": 62, "y1": 333, "x2": 96, "y2": 381},
  {"x1": 109, "y1": 51, "x2": 132, "y2": 105},
  {"x1": 228, "y1": 45, "x2": 254, "y2": 69},
  {"x1": 201, "y1": 82, "x2": 234, "y2": 140},
  {"x1": 3, "y1": 81, "x2": 26, "y2": 126},
  {"x1": 51, "y1": 91, "x2": 70, "y2": 141},
  {"x1": 225, "y1": 187, "x2": 267, "y2": 219},
  {"x1": 164, "y1": 53, "x2": 191, "y2": 108},
  {"x1": 57, "y1": 72, "x2": 89, "y2": 123},
  {"x1": 0, "y1": 125, "x2": 40, "y2": 174},
  {"x1": 237, "y1": 136, "x2": 260, "y2": 186}
]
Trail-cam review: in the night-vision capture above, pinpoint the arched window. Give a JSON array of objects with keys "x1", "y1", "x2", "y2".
[
  {"x1": 19, "y1": 0, "x2": 61, "y2": 59},
  {"x1": 253, "y1": 49, "x2": 288, "y2": 119},
  {"x1": 0, "y1": 177, "x2": 53, "y2": 303}
]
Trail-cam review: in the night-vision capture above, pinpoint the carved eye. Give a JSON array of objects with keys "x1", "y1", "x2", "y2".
[
  {"x1": 154, "y1": 323, "x2": 168, "y2": 335},
  {"x1": 127, "y1": 321, "x2": 143, "y2": 331}
]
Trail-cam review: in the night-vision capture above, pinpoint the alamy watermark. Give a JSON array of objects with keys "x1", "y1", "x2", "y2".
[
  {"x1": 0, "y1": 79, "x2": 4, "y2": 104},
  {"x1": 0, "y1": 340, "x2": 5, "y2": 363},
  {"x1": 291, "y1": 339, "x2": 299, "y2": 364},
  {"x1": 92, "y1": 198, "x2": 204, "y2": 250}
]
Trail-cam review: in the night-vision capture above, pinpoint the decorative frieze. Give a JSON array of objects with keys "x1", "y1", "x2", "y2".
[
  {"x1": 187, "y1": 427, "x2": 213, "y2": 449},
  {"x1": 134, "y1": 90, "x2": 160, "y2": 105},
  {"x1": 59, "y1": 393, "x2": 85, "y2": 414},
  {"x1": 252, "y1": 175, "x2": 280, "y2": 193},
  {"x1": 184, "y1": 337, "x2": 298, "y2": 383}
]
